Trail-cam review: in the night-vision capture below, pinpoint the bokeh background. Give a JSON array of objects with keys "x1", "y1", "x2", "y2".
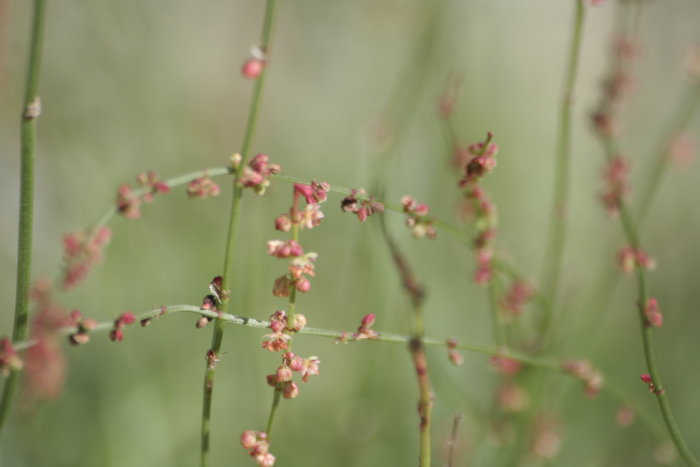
[{"x1": 2, "y1": 1, "x2": 700, "y2": 466}]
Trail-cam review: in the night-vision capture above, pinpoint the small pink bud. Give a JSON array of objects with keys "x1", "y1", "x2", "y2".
[
  {"x1": 266, "y1": 374, "x2": 277, "y2": 387},
  {"x1": 240, "y1": 430, "x2": 258, "y2": 449},
  {"x1": 361, "y1": 313, "x2": 376, "y2": 328},
  {"x1": 110, "y1": 329, "x2": 124, "y2": 342},
  {"x1": 289, "y1": 355, "x2": 304, "y2": 372},
  {"x1": 241, "y1": 58, "x2": 265, "y2": 79},
  {"x1": 274, "y1": 214, "x2": 292, "y2": 232},
  {"x1": 292, "y1": 314, "x2": 307, "y2": 332},
  {"x1": 275, "y1": 365, "x2": 293, "y2": 383},
  {"x1": 640, "y1": 373, "x2": 652, "y2": 384},
  {"x1": 120, "y1": 312, "x2": 136, "y2": 325},
  {"x1": 295, "y1": 277, "x2": 311, "y2": 293},
  {"x1": 69, "y1": 333, "x2": 90, "y2": 345},
  {"x1": 282, "y1": 381, "x2": 300, "y2": 399}
]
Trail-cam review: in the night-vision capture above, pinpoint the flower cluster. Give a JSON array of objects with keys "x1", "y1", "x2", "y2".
[
  {"x1": 61, "y1": 226, "x2": 111, "y2": 290},
  {"x1": 500, "y1": 280, "x2": 534, "y2": 318},
  {"x1": 240, "y1": 430, "x2": 275, "y2": 467},
  {"x1": 401, "y1": 196, "x2": 436, "y2": 239},
  {"x1": 109, "y1": 312, "x2": 136, "y2": 342},
  {"x1": 336, "y1": 313, "x2": 380, "y2": 343},
  {"x1": 643, "y1": 297, "x2": 663, "y2": 328},
  {"x1": 232, "y1": 153, "x2": 281, "y2": 195},
  {"x1": 68, "y1": 310, "x2": 97, "y2": 345},
  {"x1": 261, "y1": 310, "x2": 306, "y2": 352},
  {"x1": 187, "y1": 175, "x2": 220, "y2": 199},
  {"x1": 562, "y1": 359, "x2": 604, "y2": 397},
  {"x1": 340, "y1": 189, "x2": 384, "y2": 223},
  {"x1": 269, "y1": 246, "x2": 317, "y2": 297},
  {"x1": 617, "y1": 246, "x2": 656, "y2": 274},
  {"x1": 274, "y1": 182, "x2": 330, "y2": 232},
  {"x1": 455, "y1": 134, "x2": 500, "y2": 284},
  {"x1": 599, "y1": 155, "x2": 630, "y2": 217},
  {"x1": 457, "y1": 134, "x2": 499, "y2": 186},
  {"x1": 116, "y1": 171, "x2": 170, "y2": 219},
  {"x1": 265, "y1": 351, "x2": 320, "y2": 398}
]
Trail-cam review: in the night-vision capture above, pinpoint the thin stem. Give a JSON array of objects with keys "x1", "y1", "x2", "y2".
[
  {"x1": 540, "y1": 0, "x2": 586, "y2": 336},
  {"x1": 488, "y1": 276, "x2": 505, "y2": 347},
  {"x1": 200, "y1": 1, "x2": 278, "y2": 465},
  {"x1": 265, "y1": 389, "x2": 282, "y2": 438},
  {"x1": 378, "y1": 217, "x2": 432, "y2": 466},
  {"x1": 0, "y1": 0, "x2": 47, "y2": 435},
  {"x1": 597, "y1": 137, "x2": 699, "y2": 465}
]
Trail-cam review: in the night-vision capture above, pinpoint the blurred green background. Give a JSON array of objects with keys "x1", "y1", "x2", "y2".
[{"x1": 2, "y1": 1, "x2": 700, "y2": 466}]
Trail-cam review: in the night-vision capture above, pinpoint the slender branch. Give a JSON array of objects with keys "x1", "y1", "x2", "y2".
[
  {"x1": 595, "y1": 132, "x2": 700, "y2": 465},
  {"x1": 0, "y1": 0, "x2": 47, "y2": 435},
  {"x1": 540, "y1": 0, "x2": 586, "y2": 336},
  {"x1": 200, "y1": 1, "x2": 278, "y2": 465}
]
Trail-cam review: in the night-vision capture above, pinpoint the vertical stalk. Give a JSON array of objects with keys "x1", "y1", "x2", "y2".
[
  {"x1": 0, "y1": 0, "x2": 47, "y2": 434},
  {"x1": 379, "y1": 218, "x2": 432, "y2": 466},
  {"x1": 200, "y1": 1, "x2": 278, "y2": 465},
  {"x1": 540, "y1": 0, "x2": 586, "y2": 336}
]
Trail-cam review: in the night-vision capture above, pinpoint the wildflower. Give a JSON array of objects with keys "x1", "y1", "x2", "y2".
[
  {"x1": 340, "y1": 189, "x2": 384, "y2": 222},
  {"x1": 352, "y1": 313, "x2": 378, "y2": 341},
  {"x1": 500, "y1": 281, "x2": 534, "y2": 317},
  {"x1": 61, "y1": 226, "x2": 111, "y2": 290},
  {"x1": 643, "y1": 298, "x2": 663, "y2": 328},
  {"x1": 237, "y1": 154, "x2": 281, "y2": 195},
  {"x1": 300, "y1": 356, "x2": 321, "y2": 383},
  {"x1": 617, "y1": 246, "x2": 655, "y2": 274},
  {"x1": 240, "y1": 430, "x2": 275, "y2": 466},
  {"x1": 401, "y1": 195, "x2": 436, "y2": 239},
  {"x1": 242, "y1": 58, "x2": 265, "y2": 79},
  {"x1": 599, "y1": 156, "x2": 630, "y2": 217},
  {"x1": 187, "y1": 176, "x2": 220, "y2": 199}
]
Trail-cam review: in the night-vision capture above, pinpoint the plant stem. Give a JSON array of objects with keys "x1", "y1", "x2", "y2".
[
  {"x1": 0, "y1": 0, "x2": 47, "y2": 435},
  {"x1": 379, "y1": 217, "x2": 432, "y2": 466},
  {"x1": 597, "y1": 132, "x2": 700, "y2": 465},
  {"x1": 540, "y1": 0, "x2": 586, "y2": 337},
  {"x1": 200, "y1": 1, "x2": 278, "y2": 465}
]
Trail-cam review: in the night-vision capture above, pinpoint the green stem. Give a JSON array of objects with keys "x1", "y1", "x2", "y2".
[
  {"x1": 0, "y1": 0, "x2": 47, "y2": 435},
  {"x1": 600, "y1": 140, "x2": 699, "y2": 465},
  {"x1": 540, "y1": 0, "x2": 586, "y2": 337},
  {"x1": 265, "y1": 388, "x2": 282, "y2": 438},
  {"x1": 200, "y1": 1, "x2": 278, "y2": 465}
]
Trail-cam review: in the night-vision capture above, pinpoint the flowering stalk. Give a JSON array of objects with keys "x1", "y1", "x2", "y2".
[
  {"x1": 540, "y1": 0, "x2": 586, "y2": 337},
  {"x1": 0, "y1": 0, "x2": 47, "y2": 435},
  {"x1": 379, "y1": 217, "x2": 433, "y2": 466},
  {"x1": 200, "y1": 1, "x2": 278, "y2": 466},
  {"x1": 601, "y1": 147, "x2": 699, "y2": 466}
]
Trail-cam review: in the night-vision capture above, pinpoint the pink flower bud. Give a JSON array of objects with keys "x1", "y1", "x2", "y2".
[
  {"x1": 274, "y1": 214, "x2": 292, "y2": 232},
  {"x1": 240, "y1": 430, "x2": 258, "y2": 449},
  {"x1": 295, "y1": 277, "x2": 311, "y2": 293},
  {"x1": 289, "y1": 355, "x2": 304, "y2": 372},
  {"x1": 275, "y1": 365, "x2": 293, "y2": 383},
  {"x1": 361, "y1": 313, "x2": 376, "y2": 328},
  {"x1": 241, "y1": 58, "x2": 265, "y2": 79},
  {"x1": 640, "y1": 373, "x2": 652, "y2": 384},
  {"x1": 282, "y1": 381, "x2": 299, "y2": 399},
  {"x1": 293, "y1": 314, "x2": 307, "y2": 332}
]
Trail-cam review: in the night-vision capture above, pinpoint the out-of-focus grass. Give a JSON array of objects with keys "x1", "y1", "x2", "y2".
[{"x1": 1, "y1": 1, "x2": 700, "y2": 466}]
